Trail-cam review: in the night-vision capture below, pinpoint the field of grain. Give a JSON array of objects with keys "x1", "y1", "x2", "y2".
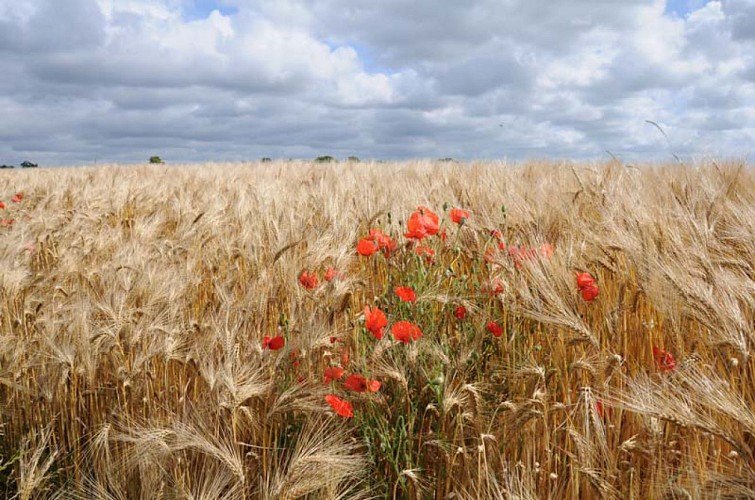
[{"x1": 0, "y1": 160, "x2": 753, "y2": 499}]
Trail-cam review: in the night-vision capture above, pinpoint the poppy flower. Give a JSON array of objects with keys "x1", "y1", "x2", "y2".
[
  {"x1": 454, "y1": 305, "x2": 467, "y2": 320},
  {"x1": 484, "y1": 246, "x2": 503, "y2": 263},
  {"x1": 262, "y1": 335, "x2": 285, "y2": 350},
  {"x1": 415, "y1": 245, "x2": 435, "y2": 263},
  {"x1": 450, "y1": 208, "x2": 470, "y2": 224},
  {"x1": 0, "y1": 201, "x2": 5, "y2": 209},
  {"x1": 10, "y1": 193, "x2": 22, "y2": 203},
  {"x1": 0, "y1": 219, "x2": 15, "y2": 227},
  {"x1": 539, "y1": 243, "x2": 554, "y2": 258},
  {"x1": 364, "y1": 305, "x2": 388, "y2": 340},
  {"x1": 324, "y1": 267, "x2": 341, "y2": 282},
  {"x1": 391, "y1": 321, "x2": 422, "y2": 344},
  {"x1": 329, "y1": 336, "x2": 343, "y2": 344},
  {"x1": 486, "y1": 321, "x2": 503, "y2": 338},
  {"x1": 324, "y1": 394, "x2": 354, "y2": 418},
  {"x1": 576, "y1": 272, "x2": 596, "y2": 290},
  {"x1": 290, "y1": 350, "x2": 300, "y2": 369},
  {"x1": 653, "y1": 346, "x2": 676, "y2": 372},
  {"x1": 395, "y1": 287, "x2": 416, "y2": 303},
  {"x1": 357, "y1": 238, "x2": 379, "y2": 256},
  {"x1": 343, "y1": 374, "x2": 381, "y2": 393},
  {"x1": 440, "y1": 229, "x2": 448, "y2": 242},
  {"x1": 595, "y1": 399, "x2": 612, "y2": 419},
  {"x1": 482, "y1": 279, "x2": 504, "y2": 296},
  {"x1": 404, "y1": 206, "x2": 440, "y2": 240},
  {"x1": 367, "y1": 228, "x2": 398, "y2": 256},
  {"x1": 580, "y1": 284, "x2": 600, "y2": 302},
  {"x1": 299, "y1": 271, "x2": 319, "y2": 290},
  {"x1": 324, "y1": 366, "x2": 345, "y2": 383}
]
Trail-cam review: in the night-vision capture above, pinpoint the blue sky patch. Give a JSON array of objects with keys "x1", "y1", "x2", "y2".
[{"x1": 183, "y1": 0, "x2": 238, "y2": 21}]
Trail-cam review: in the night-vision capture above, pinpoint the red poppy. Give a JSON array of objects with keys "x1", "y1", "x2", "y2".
[
  {"x1": 486, "y1": 321, "x2": 503, "y2": 338},
  {"x1": 324, "y1": 267, "x2": 341, "y2": 282},
  {"x1": 10, "y1": 193, "x2": 22, "y2": 203},
  {"x1": 440, "y1": 228, "x2": 448, "y2": 242},
  {"x1": 324, "y1": 394, "x2": 354, "y2": 418},
  {"x1": 450, "y1": 208, "x2": 470, "y2": 224},
  {"x1": 0, "y1": 201, "x2": 5, "y2": 209},
  {"x1": 299, "y1": 271, "x2": 319, "y2": 290},
  {"x1": 404, "y1": 206, "x2": 440, "y2": 240},
  {"x1": 395, "y1": 287, "x2": 416, "y2": 303},
  {"x1": 262, "y1": 335, "x2": 285, "y2": 350},
  {"x1": 482, "y1": 279, "x2": 504, "y2": 296},
  {"x1": 580, "y1": 284, "x2": 600, "y2": 302},
  {"x1": 576, "y1": 272, "x2": 596, "y2": 290},
  {"x1": 539, "y1": 243, "x2": 554, "y2": 258},
  {"x1": 595, "y1": 399, "x2": 612, "y2": 419},
  {"x1": 391, "y1": 321, "x2": 422, "y2": 343},
  {"x1": 290, "y1": 350, "x2": 300, "y2": 369},
  {"x1": 329, "y1": 336, "x2": 343, "y2": 344},
  {"x1": 653, "y1": 346, "x2": 676, "y2": 372},
  {"x1": 367, "y1": 228, "x2": 397, "y2": 256},
  {"x1": 364, "y1": 305, "x2": 388, "y2": 340},
  {"x1": 357, "y1": 238, "x2": 379, "y2": 256},
  {"x1": 343, "y1": 374, "x2": 381, "y2": 393},
  {"x1": 454, "y1": 305, "x2": 467, "y2": 320},
  {"x1": 415, "y1": 245, "x2": 435, "y2": 263},
  {"x1": 324, "y1": 366, "x2": 345, "y2": 383},
  {"x1": 0, "y1": 219, "x2": 15, "y2": 227}
]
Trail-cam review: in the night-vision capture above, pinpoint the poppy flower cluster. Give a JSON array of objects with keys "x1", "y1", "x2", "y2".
[
  {"x1": 262, "y1": 335, "x2": 285, "y2": 350},
  {"x1": 507, "y1": 243, "x2": 554, "y2": 268},
  {"x1": 576, "y1": 272, "x2": 599, "y2": 302},
  {"x1": 652, "y1": 346, "x2": 676, "y2": 372},
  {"x1": 298, "y1": 267, "x2": 342, "y2": 289},
  {"x1": 357, "y1": 228, "x2": 397, "y2": 257},
  {"x1": 404, "y1": 206, "x2": 440, "y2": 240}
]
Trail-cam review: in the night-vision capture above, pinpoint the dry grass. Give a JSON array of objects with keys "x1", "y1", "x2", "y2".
[{"x1": 0, "y1": 159, "x2": 753, "y2": 499}]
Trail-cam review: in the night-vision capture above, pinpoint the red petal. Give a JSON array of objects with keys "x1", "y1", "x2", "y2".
[{"x1": 324, "y1": 395, "x2": 354, "y2": 418}]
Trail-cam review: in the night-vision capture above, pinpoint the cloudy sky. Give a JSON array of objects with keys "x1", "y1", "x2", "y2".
[{"x1": 1, "y1": 0, "x2": 754, "y2": 165}]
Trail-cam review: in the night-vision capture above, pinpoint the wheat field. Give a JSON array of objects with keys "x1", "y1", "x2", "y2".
[{"x1": 0, "y1": 160, "x2": 753, "y2": 499}]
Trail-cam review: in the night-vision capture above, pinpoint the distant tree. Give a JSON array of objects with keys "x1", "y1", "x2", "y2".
[
  {"x1": 149, "y1": 156, "x2": 164, "y2": 164},
  {"x1": 347, "y1": 156, "x2": 360, "y2": 162},
  {"x1": 20, "y1": 161, "x2": 38, "y2": 168},
  {"x1": 315, "y1": 155, "x2": 336, "y2": 163},
  {"x1": 437, "y1": 158, "x2": 456, "y2": 163},
  {"x1": 0, "y1": 164, "x2": 14, "y2": 169},
  {"x1": 261, "y1": 157, "x2": 272, "y2": 163}
]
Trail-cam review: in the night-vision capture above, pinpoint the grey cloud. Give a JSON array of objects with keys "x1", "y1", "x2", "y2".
[
  {"x1": 1, "y1": 0, "x2": 754, "y2": 165},
  {"x1": 724, "y1": 0, "x2": 755, "y2": 39}
]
